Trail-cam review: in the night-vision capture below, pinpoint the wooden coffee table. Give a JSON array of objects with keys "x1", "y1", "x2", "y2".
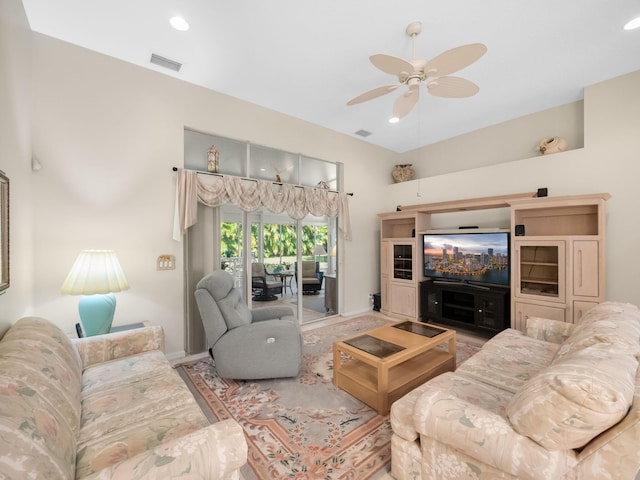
[{"x1": 332, "y1": 320, "x2": 456, "y2": 415}]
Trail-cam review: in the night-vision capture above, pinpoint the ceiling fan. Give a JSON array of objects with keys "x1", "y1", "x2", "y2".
[{"x1": 347, "y1": 21, "x2": 487, "y2": 121}]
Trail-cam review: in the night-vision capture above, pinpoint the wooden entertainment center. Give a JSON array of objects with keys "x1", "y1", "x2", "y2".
[{"x1": 379, "y1": 192, "x2": 610, "y2": 334}]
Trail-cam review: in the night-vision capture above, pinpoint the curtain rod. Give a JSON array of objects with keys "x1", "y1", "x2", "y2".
[{"x1": 172, "y1": 167, "x2": 353, "y2": 196}]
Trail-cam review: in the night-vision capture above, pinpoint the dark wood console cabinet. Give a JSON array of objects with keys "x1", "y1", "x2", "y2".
[{"x1": 420, "y1": 280, "x2": 509, "y2": 335}]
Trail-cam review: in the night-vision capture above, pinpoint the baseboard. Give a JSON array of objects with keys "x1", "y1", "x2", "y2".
[
  {"x1": 166, "y1": 350, "x2": 187, "y2": 362},
  {"x1": 342, "y1": 307, "x2": 376, "y2": 317}
]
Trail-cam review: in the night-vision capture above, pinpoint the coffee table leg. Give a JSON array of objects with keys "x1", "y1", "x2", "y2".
[
  {"x1": 378, "y1": 366, "x2": 389, "y2": 415},
  {"x1": 332, "y1": 344, "x2": 341, "y2": 386},
  {"x1": 449, "y1": 334, "x2": 457, "y2": 364}
]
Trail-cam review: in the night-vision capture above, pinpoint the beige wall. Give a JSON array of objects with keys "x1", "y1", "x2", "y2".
[
  {"x1": 387, "y1": 70, "x2": 640, "y2": 307},
  {"x1": 0, "y1": 0, "x2": 34, "y2": 336},
  {"x1": 3, "y1": 0, "x2": 639, "y2": 355},
  {"x1": 402, "y1": 101, "x2": 584, "y2": 178},
  {"x1": 28, "y1": 33, "x2": 396, "y2": 355}
]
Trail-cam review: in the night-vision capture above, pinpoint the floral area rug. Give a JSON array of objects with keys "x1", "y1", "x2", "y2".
[{"x1": 176, "y1": 314, "x2": 482, "y2": 480}]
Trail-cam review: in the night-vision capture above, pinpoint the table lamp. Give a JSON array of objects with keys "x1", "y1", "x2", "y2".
[
  {"x1": 61, "y1": 250, "x2": 129, "y2": 336},
  {"x1": 313, "y1": 244, "x2": 326, "y2": 264}
]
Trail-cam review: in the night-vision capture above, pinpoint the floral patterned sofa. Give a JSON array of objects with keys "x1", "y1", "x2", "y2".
[
  {"x1": 0, "y1": 316, "x2": 247, "y2": 479},
  {"x1": 390, "y1": 302, "x2": 640, "y2": 480}
]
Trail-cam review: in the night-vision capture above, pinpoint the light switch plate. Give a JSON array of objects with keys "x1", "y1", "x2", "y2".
[{"x1": 157, "y1": 254, "x2": 175, "y2": 270}]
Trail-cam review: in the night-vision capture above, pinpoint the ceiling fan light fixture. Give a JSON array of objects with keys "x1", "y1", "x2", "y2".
[
  {"x1": 623, "y1": 16, "x2": 640, "y2": 30},
  {"x1": 347, "y1": 21, "x2": 486, "y2": 121}
]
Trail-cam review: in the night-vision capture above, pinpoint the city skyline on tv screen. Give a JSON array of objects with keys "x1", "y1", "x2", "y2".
[
  {"x1": 423, "y1": 232, "x2": 509, "y2": 285},
  {"x1": 423, "y1": 232, "x2": 509, "y2": 256}
]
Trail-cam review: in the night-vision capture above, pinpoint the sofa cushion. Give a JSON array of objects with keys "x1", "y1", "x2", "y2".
[
  {"x1": 81, "y1": 350, "x2": 174, "y2": 396},
  {"x1": 411, "y1": 372, "x2": 577, "y2": 479},
  {"x1": 507, "y1": 347, "x2": 638, "y2": 450},
  {"x1": 456, "y1": 328, "x2": 559, "y2": 394},
  {"x1": 79, "y1": 420, "x2": 247, "y2": 479},
  {"x1": 481, "y1": 328, "x2": 560, "y2": 360},
  {"x1": 391, "y1": 371, "x2": 514, "y2": 443},
  {"x1": 76, "y1": 351, "x2": 210, "y2": 478},
  {"x1": 0, "y1": 317, "x2": 83, "y2": 480},
  {"x1": 553, "y1": 302, "x2": 640, "y2": 362},
  {"x1": 525, "y1": 316, "x2": 575, "y2": 344},
  {"x1": 79, "y1": 367, "x2": 204, "y2": 443}
]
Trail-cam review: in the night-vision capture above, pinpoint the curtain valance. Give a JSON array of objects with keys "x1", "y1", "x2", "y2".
[{"x1": 173, "y1": 169, "x2": 352, "y2": 241}]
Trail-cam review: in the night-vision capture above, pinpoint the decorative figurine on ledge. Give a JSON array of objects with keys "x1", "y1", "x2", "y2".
[
  {"x1": 537, "y1": 137, "x2": 567, "y2": 155},
  {"x1": 392, "y1": 164, "x2": 415, "y2": 183},
  {"x1": 207, "y1": 145, "x2": 219, "y2": 172}
]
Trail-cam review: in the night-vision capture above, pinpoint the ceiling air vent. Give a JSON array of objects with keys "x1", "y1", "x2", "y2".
[
  {"x1": 355, "y1": 129, "x2": 372, "y2": 137},
  {"x1": 150, "y1": 53, "x2": 182, "y2": 72}
]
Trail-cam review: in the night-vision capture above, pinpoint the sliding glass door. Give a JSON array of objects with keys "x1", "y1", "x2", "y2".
[
  {"x1": 183, "y1": 128, "x2": 342, "y2": 353},
  {"x1": 247, "y1": 210, "x2": 337, "y2": 323}
]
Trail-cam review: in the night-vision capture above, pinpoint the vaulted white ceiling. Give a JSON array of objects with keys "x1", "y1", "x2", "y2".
[{"x1": 21, "y1": 0, "x2": 640, "y2": 153}]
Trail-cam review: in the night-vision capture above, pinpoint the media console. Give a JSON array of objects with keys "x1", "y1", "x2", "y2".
[{"x1": 420, "y1": 279, "x2": 510, "y2": 336}]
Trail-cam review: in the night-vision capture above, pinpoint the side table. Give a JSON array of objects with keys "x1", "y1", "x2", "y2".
[
  {"x1": 268, "y1": 270, "x2": 294, "y2": 295},
  {"x1": 75, "y1": 321, "x2": 150, "y2": 338},
  {"x1": 279, "y1": 272, "x2": 294, "y2": 295}
]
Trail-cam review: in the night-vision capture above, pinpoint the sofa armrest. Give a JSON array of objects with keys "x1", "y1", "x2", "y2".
[
  {"x1": 412, "y1": 384, "x2": 575, "y2": 478},
  {"x1": 574, "y1": 371, "x2": 640, "y2": 478},
  {"x1": 80, "y1": 419, "x2": 247, "y2": 480},
  {"x1": 525, "y1": 316, "x2": 574, "y2": 344},
  {"x1": 72, "y1": 326, "x2": 165, "y2": 369}
]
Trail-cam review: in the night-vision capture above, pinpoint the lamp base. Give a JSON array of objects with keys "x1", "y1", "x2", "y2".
[{"x1": 79, "y1": 293, "x2": 116, "y2": 336}]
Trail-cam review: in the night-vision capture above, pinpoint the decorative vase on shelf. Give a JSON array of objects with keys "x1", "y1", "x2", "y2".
[
  {"x1": 537, "y1": 137, "x2": 567, "y2": 155},
  {"x1": 207, "y1": 145, "x2": 219, "y2": 172},
  {"x1": 392, "y1": 164, "x2": 415, "y2": 183}
]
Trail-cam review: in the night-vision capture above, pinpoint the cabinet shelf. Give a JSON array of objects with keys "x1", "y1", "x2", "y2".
[
  {"x1": 521, "y1": 277, "x2": 559, "y2": 285},
  {"x1": 521, "y1": 288, "x2": 558, "y2": 297},
  {"x1": 443, "y1": 302, "x2": 474, "y2": 312},
  {"x1": 521, "y1": 261, "x2": 558, "y2": 267},
  {"x1": 421, "y1": 280, "x2": 509, "y2": 335},
  {"x1": 509, "y1": 194, "x2": 610, "y2": 237}
]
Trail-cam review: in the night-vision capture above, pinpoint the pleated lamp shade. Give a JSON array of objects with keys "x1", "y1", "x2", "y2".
[
  {"x1": 61, "y1": 250, "x2": 129, "y2": 295},
  {"x1": 313, "y1": 245, "x2": 327, "y2": 256},
  {"x1": 61, "y1": 250, "x2": 129, "y2": 336}
]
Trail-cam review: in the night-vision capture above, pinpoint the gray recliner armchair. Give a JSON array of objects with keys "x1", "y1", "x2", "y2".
[{"x1": 194, "y1": 270, "x2": 303, "y2": 379}]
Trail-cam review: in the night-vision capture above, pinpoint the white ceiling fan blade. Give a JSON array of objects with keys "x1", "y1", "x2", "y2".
[
  {"x1": 370, "y1": 54, "x2": 414, "y2": 76},
  {"x1": 427, "y1": 76, "x2": 479, "y2": 98},
  {"x1": 346, "y1": 84, "x2": 399, "y2": 105},
  {"x1": 424, "y1": 43, "x2": 487, "y2": 78},
  {"x1": 393, "y1": 89, "x2": 419, "y2": 119}
]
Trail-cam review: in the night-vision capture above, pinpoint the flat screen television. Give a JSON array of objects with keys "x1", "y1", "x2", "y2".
[{"x1": 423, "y1": 231, "x2": 510, "y2": 286}]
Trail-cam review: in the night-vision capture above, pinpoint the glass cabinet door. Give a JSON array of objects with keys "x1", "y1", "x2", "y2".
[
  {"x1": 515, "y1": 240, "x2": 566, "y2": 303},
  {"x1": 393, "y1": 244, "x2": 413, "y2": 280}
]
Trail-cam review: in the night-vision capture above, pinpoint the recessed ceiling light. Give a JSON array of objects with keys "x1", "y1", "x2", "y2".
[
  {"x1": 389, "y1": 116, "x2": 400, "y2": 124},
  {"x1": 170, "y1": 16, "x2": 190, "y2": 31},
  {"x1": 624, "y1": 16, "x2": 640, "y2": 30}
]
